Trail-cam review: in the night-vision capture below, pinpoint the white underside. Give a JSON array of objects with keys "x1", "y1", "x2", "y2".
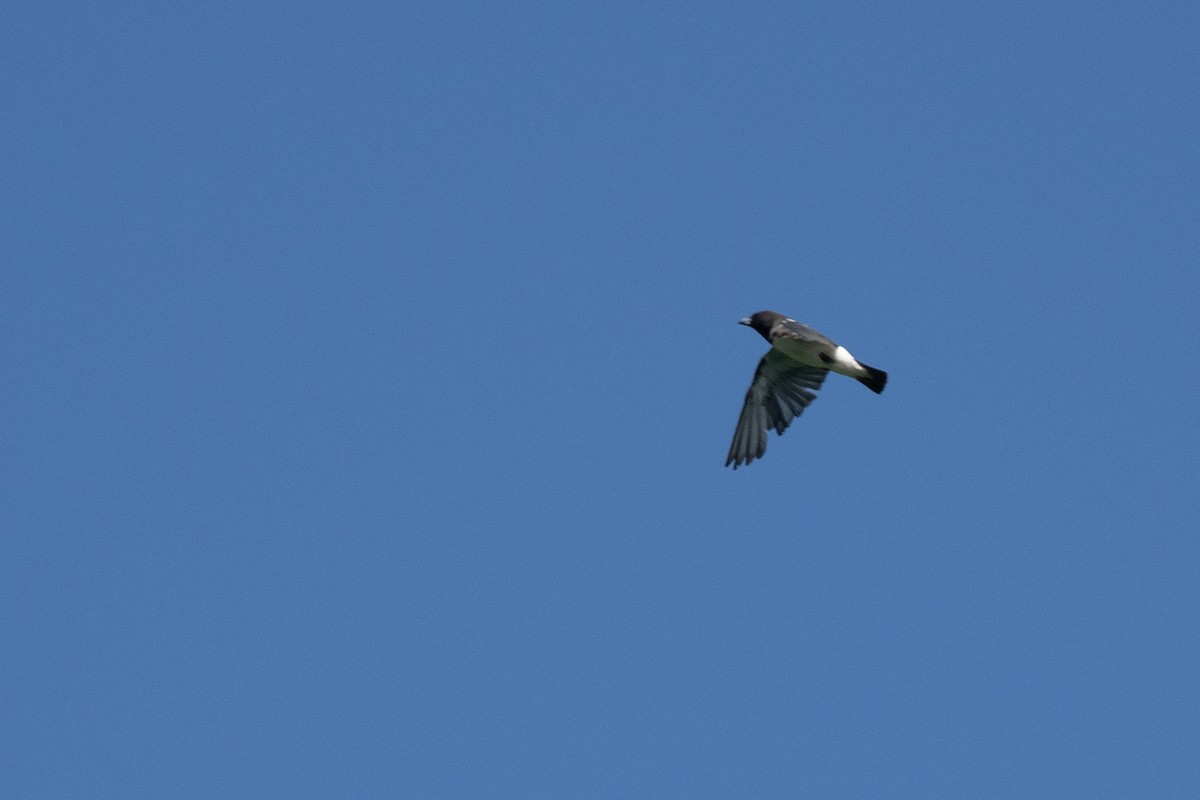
[
  {"x1": 774, "y1": 340, "x2": 868, "y2": 378},
  {"x1": 828, "y1": 345, "x2": 869, "y2": 378}
]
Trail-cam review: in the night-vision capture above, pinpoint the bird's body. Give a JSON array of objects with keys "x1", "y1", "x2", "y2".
[{"x1": 726, "y1": 310, "x2": 887, "y2": 469}]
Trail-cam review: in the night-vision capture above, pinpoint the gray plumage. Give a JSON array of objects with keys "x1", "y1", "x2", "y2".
[{"x1": 726, "y1": 310, "x2": 887, "y2": 469}]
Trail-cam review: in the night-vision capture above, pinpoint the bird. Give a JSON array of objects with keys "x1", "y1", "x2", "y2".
[{"x1": 726, "y1": 310, "x2": 887, "y2": 469}]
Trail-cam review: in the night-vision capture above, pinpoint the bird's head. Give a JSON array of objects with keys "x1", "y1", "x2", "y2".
[{"x1": 739, "y1": 310, "x2": 787, "y2": 341}]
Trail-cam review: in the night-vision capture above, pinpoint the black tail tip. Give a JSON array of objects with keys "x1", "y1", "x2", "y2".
[{"x1": 857, "y1": 365, "x2": 887, "y2": 394}]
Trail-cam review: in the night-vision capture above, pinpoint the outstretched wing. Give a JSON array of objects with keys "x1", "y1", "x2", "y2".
[{"x1": 726, "y1": 350, "x2": 828, "y2": 469}]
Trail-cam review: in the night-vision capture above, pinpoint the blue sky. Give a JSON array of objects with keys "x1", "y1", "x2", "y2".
[{"x1": 3, "y1": 2, "x2": 1198, "y2": 797}]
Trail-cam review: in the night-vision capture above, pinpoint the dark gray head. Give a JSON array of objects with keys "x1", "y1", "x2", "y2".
[{"x1": 738, "y1": 310, "x2": 787, "y2": 342}]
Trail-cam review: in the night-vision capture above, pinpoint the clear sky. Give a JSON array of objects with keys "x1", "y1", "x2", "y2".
[{"x1": 3, "y1": 2, "x2": 1198, "y2": 797}]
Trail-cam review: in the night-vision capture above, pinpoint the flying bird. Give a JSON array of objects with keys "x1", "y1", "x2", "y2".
[{"x1": 726, "y1": 310, "x2": 887, "y2": 469}]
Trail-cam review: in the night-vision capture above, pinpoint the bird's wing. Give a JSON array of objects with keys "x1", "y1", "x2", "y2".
[
  {"x1": 772, "y1": 318, "x2": 838, "y2": 348},
  {"x1": 726, "y1": 350, "x2": 828, "y2": 469}
]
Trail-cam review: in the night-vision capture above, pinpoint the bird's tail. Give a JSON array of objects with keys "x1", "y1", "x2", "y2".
[{"x1": 856, "y1": 364, "x2": 888, "y2": 394}]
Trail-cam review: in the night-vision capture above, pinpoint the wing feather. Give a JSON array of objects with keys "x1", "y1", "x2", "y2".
[{"x1": 725, "y1": 350, "x2": 828, "y2": 469}]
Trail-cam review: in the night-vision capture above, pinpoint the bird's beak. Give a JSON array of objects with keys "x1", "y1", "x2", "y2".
[{"x1": 738, "y1": 317, "x2": 752, "y2": 326}]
